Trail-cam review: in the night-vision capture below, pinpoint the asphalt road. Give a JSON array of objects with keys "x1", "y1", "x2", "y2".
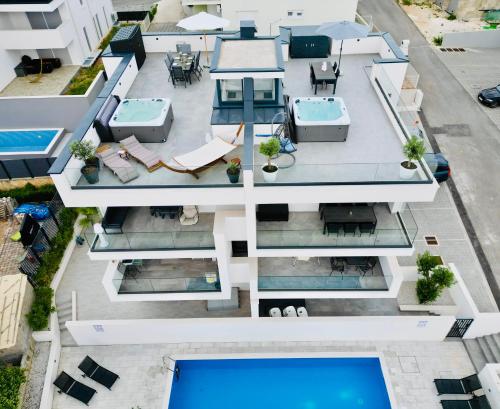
[{"x1": 358, "y1": 0, "x2": 500, "y2": 307}]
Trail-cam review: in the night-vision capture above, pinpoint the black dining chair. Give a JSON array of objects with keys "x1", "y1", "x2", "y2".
[
  {"x1": 176, "y1": 43, "x2": 191, "y2": 53},
  {"x1": 332, "y1": 67, "x2": 341, "y2": 94},
  {"x1": 325, "y1": 222, "x2": 343, "y2": 236},
  {"x1": 332, "y1": 61, "x2": 338, "y2": 71},
  {"x1": 343, "y1": 223, "x2": 357, "y2": 236},
  {"x1": 194, "y1": 51, "x2": 202, "y2": 78},
  {"x1": 359, "y1": 222, "x2": 375, "y2": 235},
  {"x1": 171, "y1": 65, "x2": 188, "y2": 88},
  {"x1": 330, "y1": 257, "x2": 345, "y2": 276},
  {"x1": 310, "y1": 65, "x2": 316, "y2": 90}
]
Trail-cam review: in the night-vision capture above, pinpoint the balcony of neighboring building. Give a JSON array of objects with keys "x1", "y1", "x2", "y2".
[{"x1": 0, "y1": 21, "x2": 73, "y2": 50}]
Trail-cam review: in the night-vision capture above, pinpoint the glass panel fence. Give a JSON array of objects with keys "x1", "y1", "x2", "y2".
[
  {"x1": 115, "y1": 275, "x2": 220, "y2": 294},
  {"x1": 85, "y1": 231, "x2": 215, "y2": 251},
  {"x1": 258, "y1": 275, "x2": 389, "y2": 291}
]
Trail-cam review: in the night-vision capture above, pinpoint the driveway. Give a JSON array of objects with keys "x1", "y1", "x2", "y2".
[{"x1": 358, "y1": 0, "x2": 500, "y2": 307}]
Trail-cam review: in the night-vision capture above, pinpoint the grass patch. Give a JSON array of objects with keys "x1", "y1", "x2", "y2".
[
  {"x1": 149, "y1": 4, "x2": 158, "y2": 21},
  {"x1": 26, "y1": 207, "x2": 78, "y2": 330},
  {"x1": 432, "y1": 35, "x2": 443, "y2": 46},
  {"x1": 0, "y1": 365, "x2": 25, "y2": 409},
  {"x1": 447, "y1": 12, "x2": 457, "y2": 20},
  {"x1": 402, "y1": 0, "x2": 412, "y2": 5},
  {"x1": 99, "y1": 26, "x2": 120, "y2": 50},
  {"x1": 0, "y1": 182, "x2": 56, "y2": 204},
  {"x1": 64, "y1": 62, "x2": 104, "y2": 95}
]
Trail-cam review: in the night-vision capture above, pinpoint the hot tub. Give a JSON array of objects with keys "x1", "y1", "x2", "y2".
[
  {"x1": 109, "y1": 98, "x2": 174, "y2": 143},
  {"x1": 292, "y1": 97, "x2": 350, "y2": 142}
]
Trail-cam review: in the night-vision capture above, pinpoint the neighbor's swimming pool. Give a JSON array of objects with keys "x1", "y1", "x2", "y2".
[
  {"x1": 0, "y1": 129, "x2": 63, "y2": 156},
  {"x1": 168, "y1": 357, "x2": 392, "y2": 409}
]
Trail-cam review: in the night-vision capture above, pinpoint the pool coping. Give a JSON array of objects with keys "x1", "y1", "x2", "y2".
[
  {"x1": 161, "y1": 351, "x2": 398, "y2": 409},
  {"x1": 0, "y1": 128, "x2": 65, "y2": 159}
]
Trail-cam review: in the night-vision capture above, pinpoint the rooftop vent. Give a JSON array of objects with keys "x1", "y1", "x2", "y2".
[
  {"x1": 240, "y1": 20, "x2": 257, "y2": 39},
  {"x1": 424, "y1": 236, "x2": 439, "y2": 246}
]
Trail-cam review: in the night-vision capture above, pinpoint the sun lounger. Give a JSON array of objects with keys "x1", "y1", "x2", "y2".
[
  {"x1": 441, "y1": 395, "x2": 491, "y2": 409},
  {"x1": 435, "y1": 374, "x2": 482, "y2": 395},
  {"x1": 54, "y1": 371, "x2": 96, "y2": 406},
  {"x1": 78, "y1": 355, "x2": 119, "y2": 390},
  {"x1": 120, "y1": 135, "x2": 164, "y2": 172},
  {"x1": 165, "y1": 136, "x2": 237, "y2": 179},
  {"x1": 97, "y1": 145, "x2": 139, "y2": 183}
]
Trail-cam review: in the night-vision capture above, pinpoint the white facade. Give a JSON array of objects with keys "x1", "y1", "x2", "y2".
[
  {"x1": 0, "y1": 0, "x2": 114, "y2": 91},
  {"x1": 182, "y1": 0, "x2": 358, "y2": 35}
]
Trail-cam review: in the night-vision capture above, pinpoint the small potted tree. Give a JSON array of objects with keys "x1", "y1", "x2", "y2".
[
  {"x1": 415, "y1": 251, "x2": 455, "y2": 304},
  {"x1": 70, "y1": 140, "x2": 99, "y2": 184},
  {"x1": 259, "y1": 138, "x2": 280, "y2": 183},
  {"x1": 400, "y1": 135, "x2": 425, "y2": 179},
  {"x1": 226, "y1": 158, "x2": 241, "y2": 184},
  {"x1": 76, "y1": 207, "x2": 99, "y2": 244}
]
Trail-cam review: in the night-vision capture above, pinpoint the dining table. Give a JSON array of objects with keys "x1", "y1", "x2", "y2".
[
  {"x1": 311, "y1": 61, "x2": 336, "y2": 95},
  {"x1": 322, "y1": 205, "x2": 377, "y2": 234},
  {"x1": 171, "y1": 52, "x2": 194, "y2": 82}
]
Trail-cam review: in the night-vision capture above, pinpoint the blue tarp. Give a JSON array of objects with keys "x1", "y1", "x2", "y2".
[{"x1": 14, "y1": 203, "x2": 50, "y2": 221}]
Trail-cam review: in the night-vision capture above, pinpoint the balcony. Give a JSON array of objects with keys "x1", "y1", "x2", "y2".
[
  {"x1": 256, "y1": 204, "x2": 416, "y2": 249},
  {"x1": 258, "y1": 257, "x2": 390, "y2": 291},
  {"x1": 114, "y1": 259, "x2": 220, "y2": 294},
  {"x1": 87, "y1": 207, "x2": 215, "y2": 252},
  {"x1": 0, "y1": 22, "x2": 73, "y2": 50}
]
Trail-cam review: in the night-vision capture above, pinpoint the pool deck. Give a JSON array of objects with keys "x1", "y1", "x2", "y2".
[{"x1": 52, "y1": 340, "x2": 475, "y2": 409}]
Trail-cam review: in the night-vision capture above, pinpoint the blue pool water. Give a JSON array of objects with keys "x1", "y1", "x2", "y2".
[
  {"x1": 168, "y1": 358, "x2": 392, "y2": 409},
  {"x1": 296, "y1": 99, "x2": 343, "y2": 121},
  {"x1": 0, "y1": 129, "x2": 59, "y2": 153}
]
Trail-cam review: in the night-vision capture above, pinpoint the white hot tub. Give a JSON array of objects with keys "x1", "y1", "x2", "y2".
[{"x1": 292, "y1": 97, "x2": 350, "y2": 142}]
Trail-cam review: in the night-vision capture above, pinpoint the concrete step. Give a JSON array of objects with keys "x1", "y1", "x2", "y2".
[
  {"x1": 477, "y1": 337, "x2": 496, "y2": 363},
  {"x1": 463, "y1": 339, "x2": 488, "y2": 372},
  {"x1": 485, "y1": 335, "x2": 500, "y2": 362}
]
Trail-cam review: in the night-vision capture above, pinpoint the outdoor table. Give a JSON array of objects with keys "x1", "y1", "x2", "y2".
[
  {"x1": 323, "y1": 206, "x2": 377, "y2": 234},
  {"x1": 311, "y1": 61, "x2": 336, "y2": 95}
]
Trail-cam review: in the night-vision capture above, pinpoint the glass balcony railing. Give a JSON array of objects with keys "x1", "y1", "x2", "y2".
[
  {"x1": 86, "y1": 231, "x2": 215, "y2": 251},
  {"x1": 258, "y1": 275, "x2": 389, "y2": 291},
  {"x1": 115, "y1": 275, "x2": 221, "y2": 294}
]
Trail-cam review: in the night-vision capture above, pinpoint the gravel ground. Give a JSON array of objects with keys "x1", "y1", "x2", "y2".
[{"x1": 22, "y1": 342, "x2": 50, "y2": 409}]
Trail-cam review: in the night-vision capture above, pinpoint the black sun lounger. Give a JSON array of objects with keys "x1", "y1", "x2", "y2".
[
  {"x1": 435, "y1": 374, "x2": 482, "y2": 395},
  {"x1": 78, "y1": 355, "x2": 119, "y2": 390},
  {"x1": 441, "y1": 395, "x2": 491, "y2": 409},
  {"x1": 54, "y1": 371, "x2": 96, "y2": 406}
]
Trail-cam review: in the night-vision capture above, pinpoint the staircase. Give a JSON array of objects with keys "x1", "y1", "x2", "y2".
[
  {"x1": 463, "y1": 333, "x2": 500, "y2": 372},
  {"x1": 56, "y1": 296, "x2": 76, "y2": 346}
]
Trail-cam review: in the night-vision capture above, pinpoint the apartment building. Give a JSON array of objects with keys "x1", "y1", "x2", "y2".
[
  {"x1": 0, "y1": 0, "x2": 114, "y2": 90},
  {"x1": 47, "y1": 20, "x2": 442, "y2": 320}
]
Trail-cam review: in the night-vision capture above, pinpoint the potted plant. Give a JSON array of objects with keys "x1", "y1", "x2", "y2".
[
  {"x1": 76, "y1": 207, "x2": 99, "y2": 244},
  {"x1": 400, "y1": 135, "x2": 425, "y2": 179},
  {"x1": 259, "y1": 138, "x2": 280, "y2": 183},
  {"x1": 226, "y1": 159, "x2": 241, "y2": 184},
  {"x1": 70, "y1": 140, "x2": 99, "y2": 184}
]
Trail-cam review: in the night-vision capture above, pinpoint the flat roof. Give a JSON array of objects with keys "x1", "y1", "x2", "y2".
[{"x1": 217, "y1": 39, "x2": 278, "y2": 70}]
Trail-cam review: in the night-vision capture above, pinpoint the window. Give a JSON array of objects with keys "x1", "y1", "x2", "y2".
[
  {"x1": 83, "y1": 26, "x2": 91, "y2": 52},
  {"x1": 254, "y1": 79, "x2": 275, "y2": 102},
  {"x1": 220, "y1": 79, "x2": 243, "y2": 103},
  {"x1": 287, "y1": 10, "x2": 304, "y2": 19},
  {"x1": 95, "y1": 13, "x2": 103, "y2": 37},
  {"x1": 102, "y1": 7, "x2": 109, "y2": 29}
]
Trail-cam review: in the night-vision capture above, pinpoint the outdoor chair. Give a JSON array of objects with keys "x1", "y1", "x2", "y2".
[
  {"x1": 194, "y1": 51, "x2": 203, "y2": 77},
  {"x1": 176, "y1": 43, "x2": 192, "y2": 53},
  {"x1": 440, "y1": 395, "x2": 491, "y2": 409},
  {"x1": 332, "y1": 61, "x2": 338, "y2": 71},
  {"x1": 54, "y1": 371, "x2": 96, "y2": 406},
  {"x1": 435, "y1": 374, "x2": 482, "y2": 395},
  {"x1": 180, "y1": 205, "x2": 199, "y2": 226},
  {"x1": 324, "y1": 222, "x2": 343, "y2": 236},
  {"x1": 343, "y1": 223, "x2": 357, "y2": 236},
  {"x1": 309, "y1": 65, "x2": 316, "y2": 89},
  {"x1": 330, "y1": 257, "x2": 345, "y2": 275},
  {"x1": 120, "y1": 135, "x2": 165, "y2": 172},
  {"x1": 96, "y1": 146, "x2": 139, "y2": 183},
  {"x1": 78, "y1": 355, "x2": 120, "y2": 390},
  {"x1": 359, "y1": 222, "x2": 375, "y2": 235},
  {"x1": 171, "y1": 65, "x2": 188, "y2": 88}
]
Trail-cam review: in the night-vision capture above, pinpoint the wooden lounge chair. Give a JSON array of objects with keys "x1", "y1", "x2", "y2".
[
  {"x1": 435, "y1": 374, "x2": 482, "y2": 395},
  {"x1": 78, "y1": 355, "x2": 119, "y2": 390},
  {"x1": 164, "y1": 123, "x2": 243, "y2": 179},
  {"x1": 441, "y1": 395, "x2": 491, "y2": 409},
  {"x1": 120, "y1": 135, "x2": 164, "y2": 172},
  {"x1": 96, "y1": 145, "x2": 139, "y2": 183},
  {"x1": 54, "y1": 371, "x2": 96, "y2": 406}
]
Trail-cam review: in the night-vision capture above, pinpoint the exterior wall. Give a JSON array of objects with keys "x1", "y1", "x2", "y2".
[
  {"x1": 442, "y1": 30, "x2": 500, "y2": 48},
  {"x1": 220, "y1": 0, "x2": 358, "y2": 35}
]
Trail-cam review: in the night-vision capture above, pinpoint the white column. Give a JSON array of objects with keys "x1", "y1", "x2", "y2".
[
  {"x1": 243, "y1": 169, "x2": 257, "y2": 256},
  {"x1": 389, "y1": 202, "x2": 405, "y2": 214}
]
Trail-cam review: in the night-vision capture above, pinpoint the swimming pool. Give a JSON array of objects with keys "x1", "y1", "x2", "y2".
[
  {"x1": 0, "y1": 128, "x2": 64, "y2": 158},
  {"x1": 293, "y1": 97, "x2": 350, "y2": 142},
  {"x1": 167, "y1": 356, "x2": 392, "y2": 409}
]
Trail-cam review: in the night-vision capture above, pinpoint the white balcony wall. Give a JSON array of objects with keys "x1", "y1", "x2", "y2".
[
  {"x1": 0, "y1": 21, "x2": 73, "y2": 50},
  {"x1": 143, "y1": 33, "x2": 220, "y2": 53}
]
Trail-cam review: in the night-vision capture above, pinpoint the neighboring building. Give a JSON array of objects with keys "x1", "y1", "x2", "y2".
[
  {"x1": 434, "y1": 0, "x2": 499, "y2": 19},
  {"x1": 0, "y1": 0, "x2": 114, "y2": 91},
  {"x1": 181, "y1": 0, "x2": 358, "y2": 35}
]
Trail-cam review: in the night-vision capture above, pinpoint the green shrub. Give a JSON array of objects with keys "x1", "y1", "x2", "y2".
[
  {"x1": 402, "y1": 0, "x2": 412, "y2": 5},
  {"x1": 26, "y1": 287, "x2": 55, "y2": 331},
  {"x1": 0, "y1": 183, "x2": 56, "y2": 204},
  {"x1": 65, "y1": 63, "x2": 105, "y2": 96},
  {"x1": 416, "y1": 250, "x2": 440, "y2": 277},
  {"x1": 259, "y1": 138, "x2": 280, "y2": 168},
  {"x1": 447, "y1": 13, "x2": 457, "y2": 20},
  {"x1": 433, "y1": 35, "x2": 443, "y2": 46},
  {"x1": 149, "y1": 4, "x2": 158, "y2": 21},
  {"x1": 403, "y1": 135, "x2": 426, "y2": 165},
  {"x1": 416, "y1": 265, "x2": 455, "y2": 304},
  {"x1": 99, "y1": 26, "x2": 120, "y2": 50},
  {"x1": 0, "y1": 365, "x2": 25, "y2": 409}
]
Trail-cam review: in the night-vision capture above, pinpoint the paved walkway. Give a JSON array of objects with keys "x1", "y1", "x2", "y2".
[
  {"x1": 358, "y1": 0, "x2": 500, "y2": 309},
  {"x1": 52, "y1": 340, "x2": 475, "y2": 409}
]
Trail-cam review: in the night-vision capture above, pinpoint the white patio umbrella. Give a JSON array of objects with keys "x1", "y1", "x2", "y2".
[
  {"x1": 316, "y1": 21, "x2": 369, "y2": 73},
  {"x1": 177, "y1": 12, "x2": 230, "y2": 67}
]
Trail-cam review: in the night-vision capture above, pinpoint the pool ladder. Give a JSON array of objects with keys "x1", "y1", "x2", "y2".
[{"x1": 163, "y1": 356, "x2": 180, "y2": 380}]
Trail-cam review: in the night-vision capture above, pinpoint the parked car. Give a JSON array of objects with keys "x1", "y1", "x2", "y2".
[
  {"x1": 478, "y1": 85, "x2": 500, "y2": 107},
  {"x1": 423, "y1": 153, "x2": 450, "y2": 183}
]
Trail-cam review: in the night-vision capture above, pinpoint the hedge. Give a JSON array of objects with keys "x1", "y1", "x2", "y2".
[
  {"x1": 0, "y1": 183, "x2": 56, "y2": 204},
  {"x1": 26, "y1": 207, "x2": 78, "y2": 330},
  {"x1": 0, "y1": 365, "x2": 25, "y2": 409},
  {"x1": 64, "y1": 62, "x2": 104, "y2": 95}
]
